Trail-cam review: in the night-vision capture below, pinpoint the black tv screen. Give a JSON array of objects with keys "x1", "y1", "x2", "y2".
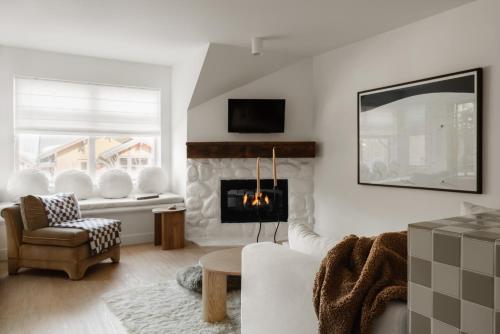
[{"x1": 228, "y1": 99, "x2": 285, "y2": 133}]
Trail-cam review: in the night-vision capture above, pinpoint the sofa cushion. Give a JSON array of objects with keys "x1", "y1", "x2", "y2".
[
  {"x1": 98, "y1": 169, "x2": 133, "y2": 199},
  {"x1": 23, "y1": 227, "x2": 89, "y2": 247},
  {"x1": 55, "y1": 170, "x2": 93, "y2": 200},
  {"x1": 6, "y1": 169, "x2": 49, "y2": 202},
  {"x1": 288, "y1": 222, "x2": 338, "y2": 260},
  {"x1": 138, "y1": 167, "x2": 168, "y2": 194},
  {"x1": 19, "y1": 242, "x2": 91, "y2": 261},
  {"x1": 40, "y1": 193, "x2": 81, "y2": 225},
  {"x1": 20, "y1": 195, "x2": 49, "y2": 231}
]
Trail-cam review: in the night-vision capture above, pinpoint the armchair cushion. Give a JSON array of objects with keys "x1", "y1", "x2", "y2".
[
  {"x1": 23, "y1": 227, "x2": 89, "y2": 247},
  {"x1": 20, "y1": 195, "x2": 49, "y2": 231},
  {"x1": 40, "y1": 193, "x2": 81, "y2": 224},
  {"x1": 288, "y1": 222, "x2": 338, "y2": 260}
]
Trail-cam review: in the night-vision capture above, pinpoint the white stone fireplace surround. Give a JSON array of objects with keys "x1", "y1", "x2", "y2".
[{"x1": 186, "y1": 158, "x2": 314, "y2": 245}]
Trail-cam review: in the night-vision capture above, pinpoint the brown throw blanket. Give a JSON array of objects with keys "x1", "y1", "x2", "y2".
[{"x1": 313, "y1": 231, "x2": 407, "y2": 334}]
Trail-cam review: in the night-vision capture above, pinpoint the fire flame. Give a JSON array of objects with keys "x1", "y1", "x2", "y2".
[
  {"x1": 252, "y1": 193, "x2": 259, "y2": 206},
  {"x1": 243, "y1": 192, "x2": 270, "y2": 207}
]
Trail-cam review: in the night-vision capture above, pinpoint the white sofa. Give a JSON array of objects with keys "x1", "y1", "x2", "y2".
[{"x1": 241, "y1": 242, "x2": 408, "y2": 334}]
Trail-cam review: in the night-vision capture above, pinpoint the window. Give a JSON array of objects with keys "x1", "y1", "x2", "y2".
[{"x1": 14, "y1": 77, "x2": 161, "y2": 179}]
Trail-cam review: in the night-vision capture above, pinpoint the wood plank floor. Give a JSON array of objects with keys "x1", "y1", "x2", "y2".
[{"x1": 0, "y1": 242, "x2": 226, "y2": 334}]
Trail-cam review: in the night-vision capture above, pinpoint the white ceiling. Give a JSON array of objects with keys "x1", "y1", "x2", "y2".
[{"x1": 0, "y1": 0, "x2": 472, "y2": 66}]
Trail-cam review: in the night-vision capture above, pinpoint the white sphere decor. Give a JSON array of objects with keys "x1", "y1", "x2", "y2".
[
  {"x1": 54, "y1": 170, "x2": 93, "y2": 200},
  {"x1": 7, "y1": 169, "x2": 49, "y2": 202},
  {"x1": 137, "y1": 167, "x2": 168, "y2": 194},
  {"x1": 98, "y1": 169, "x2": 133, "y2": 199}
]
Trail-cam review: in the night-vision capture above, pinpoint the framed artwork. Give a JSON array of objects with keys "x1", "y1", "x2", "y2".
[{"x1": 357, "y1": 68, "x2": 482, "y2": 193}]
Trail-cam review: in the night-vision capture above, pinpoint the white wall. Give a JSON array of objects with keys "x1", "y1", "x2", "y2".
[
  {"x1": 313, "y1": 0, "x2": 500, "y2": 238},
  {"x1": 0, "y1": 46, "x2": 172, "y2": 259},
  {"x1": 188, "y1": 58, "x2": 314, "y2": 141},
  {"x1": 170, "y1": 46, "x2": 208, "y2": 196},
  {"x1": 189, "y1": 43, "x2": 301, "y2": 109},
  {"x1": 184, "y1": 59, "x2": 315, "y2": 244}
]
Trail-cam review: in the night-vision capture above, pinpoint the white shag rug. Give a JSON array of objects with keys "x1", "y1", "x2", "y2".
[{"x1": 103, "y1": 281, "x2": 241, "y2": 334}]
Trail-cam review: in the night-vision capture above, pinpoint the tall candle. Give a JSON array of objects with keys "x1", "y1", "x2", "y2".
[
  {"x1": 256, "y1": 157, "x2": 261, "y2": 197},
  {"x1": 272, "y1": 147, "x2": 277, "y2": 187}
]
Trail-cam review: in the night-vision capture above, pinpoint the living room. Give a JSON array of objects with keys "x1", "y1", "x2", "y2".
[{"x1": 0, "y1": 0, "x2": 499, "y2": 333}]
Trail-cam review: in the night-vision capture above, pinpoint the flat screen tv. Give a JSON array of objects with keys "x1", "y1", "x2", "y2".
[{"x1": 228, "y1": 99, "x2": 285, "y2": 133}]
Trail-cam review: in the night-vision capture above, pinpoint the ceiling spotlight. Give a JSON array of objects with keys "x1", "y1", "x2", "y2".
[{"x1": 252, "y1": 37, "x2": 263, "y2": 56}]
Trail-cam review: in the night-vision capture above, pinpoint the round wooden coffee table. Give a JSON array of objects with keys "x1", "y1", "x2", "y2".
[{"x1": 199, "y1": 247, "x2": 242, "y2": 323}]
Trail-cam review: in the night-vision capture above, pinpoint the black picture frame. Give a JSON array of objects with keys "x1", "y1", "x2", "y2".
[{"x1": 357, "y1": 68, "x2": 483, "y2": 193}]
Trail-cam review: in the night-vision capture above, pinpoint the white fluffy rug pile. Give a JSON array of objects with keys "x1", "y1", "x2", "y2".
[{"x1": 103, "y1": 281, "x2": 241, "y2": 334}]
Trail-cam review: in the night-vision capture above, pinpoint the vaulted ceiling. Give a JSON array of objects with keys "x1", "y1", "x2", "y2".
[{"x1": 0, "y1": 0, "x2": 472, "y2": 65}]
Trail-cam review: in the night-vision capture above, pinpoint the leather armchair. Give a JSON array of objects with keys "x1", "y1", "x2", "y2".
[{"x1": 1, "y1": 205, "x2": 120, "y2": 280}]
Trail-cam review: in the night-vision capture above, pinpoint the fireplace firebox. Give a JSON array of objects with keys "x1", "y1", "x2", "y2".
[{"x1": 220, "y1": 179, "x2": 288, "y2": 223}]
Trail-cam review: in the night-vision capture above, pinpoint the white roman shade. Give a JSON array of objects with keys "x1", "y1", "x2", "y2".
[{"x1": 14, "y1": 77, "x2": 161, "y2": 136}]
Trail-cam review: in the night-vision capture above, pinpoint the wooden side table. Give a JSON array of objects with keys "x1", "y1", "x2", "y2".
[
  {"x1": 199, "y1": 247, "x2": 242, "y2": 323},
  {"x1": 152, "y1": 207, "x2": 185, "y2": 250}
]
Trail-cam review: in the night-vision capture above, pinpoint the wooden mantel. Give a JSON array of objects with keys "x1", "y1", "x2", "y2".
[{"x1": 186, "y1": 141, "x2": 316, "y2": 159}]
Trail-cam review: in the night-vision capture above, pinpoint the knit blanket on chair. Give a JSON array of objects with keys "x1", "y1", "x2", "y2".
[
  {"x1": 40, "y1": 193, "x2": 121, "y2": 255},
  {"x1": 313, "y1": 231, "x2": 407, "y2": 334}
]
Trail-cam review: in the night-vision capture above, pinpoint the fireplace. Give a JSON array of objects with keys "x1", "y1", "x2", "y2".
[{"x1": 220, "y1": 179, "x2": 288, "y2": 223}]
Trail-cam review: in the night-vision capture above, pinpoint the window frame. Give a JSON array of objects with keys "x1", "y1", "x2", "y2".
[{"x1": 13, "y1": 76, "x2": 162, "y2": 179}]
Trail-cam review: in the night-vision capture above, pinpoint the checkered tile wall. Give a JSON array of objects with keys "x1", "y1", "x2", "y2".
[{"x1": 409, "y1": 212, "x2": 500, "y2": 333}]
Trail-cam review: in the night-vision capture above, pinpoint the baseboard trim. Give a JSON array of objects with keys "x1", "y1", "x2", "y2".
[{"x1": 121, "y1": 232, "x2": 154, "y2": 245}]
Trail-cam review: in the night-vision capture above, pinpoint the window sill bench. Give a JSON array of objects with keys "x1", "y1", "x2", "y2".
[{"x1": 79, "y1": 193, "x2": 184, "y2": 214}]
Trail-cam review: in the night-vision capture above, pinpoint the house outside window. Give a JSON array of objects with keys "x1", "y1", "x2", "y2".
[
  {"x1": 80, "y1": 161, "x2": 88, "y2": 171},
  {"x1": 14, "y1": 77, "x2": 161, "y2": 179}
]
